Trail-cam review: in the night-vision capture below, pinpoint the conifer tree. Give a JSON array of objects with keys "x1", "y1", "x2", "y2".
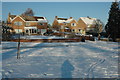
[{"x1": 105, "y1": 1, "x2": 120, "y2": 41}]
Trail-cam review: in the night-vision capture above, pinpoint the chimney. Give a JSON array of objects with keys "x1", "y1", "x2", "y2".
[
  {"x1": 70, "y1": 17, "x2": 72, "y2": 19},
  {"x1": 8, "y1": 12, "x2": 11, "y2": 16},
  {"x1": 55, "y1": 16, "x2": 58, "y2": 19},
  {"x1": 87, "y1": 16, "x2": 89, "y2": 18},
  {"x1": 87, "y1": 16, "x2": 91, "y2": 19}
]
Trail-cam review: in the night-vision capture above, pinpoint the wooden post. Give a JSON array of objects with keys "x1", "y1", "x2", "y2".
[
  {"x1": 16, "y1": 22, "x2": 21, "y2": 59},
  {"x1": 17, "y1": 37, "x2": 20, "y2": 59}
]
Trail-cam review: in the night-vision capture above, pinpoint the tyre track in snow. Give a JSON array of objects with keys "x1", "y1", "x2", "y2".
[
  {"x1": 86, "y1": 59, "x2": 105, "y2": 79},
  {"x1": 2, "y1": 43, "x2": 84, "y2": 50},
  {"x1": 2, "y1": 45, "x2": 70, "y2": 49}
]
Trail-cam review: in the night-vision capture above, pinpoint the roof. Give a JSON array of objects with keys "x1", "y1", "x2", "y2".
[
  {"x1": 56, "y1": 17, "x2": 74, "y2": 23},
  {"x1": 80, "y1": 17, "x2": 97, "y2": 25},
  {"x1": 20, "y1": 15, "x2": 36, "y2": 21},
  {"x1": 80, "y1": 17, "x2": 103, "y2": 28},
  {"x1": 35, "y1": 17, "x2": 48, "y2": 23},
  {"x1": 9, "y1": 15, "x2": 16, "y2": 19},
  {"x1": 9, "y1": 15, "x2": 47, "y2": 23}
]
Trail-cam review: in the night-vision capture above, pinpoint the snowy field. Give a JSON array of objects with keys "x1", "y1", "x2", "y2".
[
  {"x1": 19, "y1": 35, "x2": 65, "y2": 39},
  {"x1": 0, "y1": 44, "x2": 2, "y2": 79},
  {"x1": 1, "y1": 40, "x2": 120, "y2": 78}
]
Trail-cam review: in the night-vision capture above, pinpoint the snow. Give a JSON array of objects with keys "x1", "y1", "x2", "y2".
[
  {"x1": 2, "y1": 40, "x2": 119, "y2": 78},
  {"x1": 0, "y1": 44, "x2": 2, "y2": 80},
  {"x1": 65, "y1": 18, "x2": 74, "y2": 23},
  {"x1": 24, "y1": 27, "x2": 37, "y2": 29},
  {"x1": 37, "y1": 18, "x2": 48, "y2": 23},
  {"x1": 57, "y1": 18, "x2": 73, "y2": 23},
  {"x1": 20, "y1": 35, "x2": 65, "y2": 39},
  {"x1": 57, "y1": 20, "x2": 66, "y2": 23},
  {"x1": 80, "y1": 17, "x2": 97, "y2": 25}
]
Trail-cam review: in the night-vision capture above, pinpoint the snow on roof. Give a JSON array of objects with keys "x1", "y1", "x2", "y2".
[
  {"x1": 80, "y1": 17, "x2": 97, "y2": 25},
  {"x1": 66, "y1": 18, "x2": 73, "y2": 23},
  {"x1": 57, "y1": 20, "x2": 66, "y2": 23},
  {"x1": 37, "y1": 17, "x2": 48, "y2": 23},
  {"x1": 57, "y1": 17, "x2": 73, "y2": 23},
  {"x1": 9, "y1": 14, "x2": 48, "y2": 22}
]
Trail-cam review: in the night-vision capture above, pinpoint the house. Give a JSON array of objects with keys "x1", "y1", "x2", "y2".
[
  {"x1": 78, "y1": 16, "x2": 103, "y2": 35},
  {"x1": 52, "y1": 16, "x2": 80, "y2": 33},
  {"x1": 7, "y1": 13, "x2": 48, "y2": 35},
  {"x1": 52, "y1": 16, "x2": 103, "y2": 35}
]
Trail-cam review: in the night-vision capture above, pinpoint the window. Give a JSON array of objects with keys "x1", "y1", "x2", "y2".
[
  {"x1": 32, "y1": 29, "x2": 37, "y2": 33},
  {"x1": 25, "y1": 29, "x2": 37, "y2": 34},
  {"x1": 72, "y1": 29, "x2": 75, "y2": 32},
  {"x1": 15, "y1": 29, "x2": 22, "y2": 33},
  {"x1": 14, "y1": 21, "x2": 22, "y2": 26},
  {"x1": 26, "y1": 22, "x2": 30, "y2": 26},
  {"x1": 71, "y1": 23, "x2": 76, "y2": 26},
  {"x1": 63, "y1": 22, "x2": 67, "y2": 25},
  {"x1": 61, "y1": 26, "x2": 64, "y2": 29},
  {"x1": 39, "y1": 23, "x2": 44, "y2": 26},
  {"x1": 26, "y1": 30, "x2": 29, "y2": 33}
]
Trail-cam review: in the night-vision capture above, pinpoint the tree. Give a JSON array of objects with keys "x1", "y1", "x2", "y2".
[
  {"x1": 47, "y1": 24, "x2": 52, "y2": 28},
  {"x1": 105, "y1": 1, "x2": 120, "y2": 42},
  {"x1": 22, "y1": 8, "x2": 34, "y2": 16},
  {"x1": 118, "y1": 6, "x2": 120, "y2": 38}
]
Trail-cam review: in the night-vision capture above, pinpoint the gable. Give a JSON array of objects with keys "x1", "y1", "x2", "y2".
[
  {"x1": 52, "y1": 19, "x2": 59, "y2": 26},
  {"x1": 12, "y1": 16, "x2": 25, "y2": 23},
  {"x1": 70, "y1": 19, "x2": 77, "y2": 24},
  {"x1": 78, "y1": 18, "x2": 86, "y2": 25},
  {"x1": 80, "y1": 17, "x2": 96, "y2": 25},
  {"x1": 10, "y1": 15, "x2": 16, "y2": 19}
]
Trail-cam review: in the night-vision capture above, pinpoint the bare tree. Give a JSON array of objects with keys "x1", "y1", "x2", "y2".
[{"x1": 22, "y1": 8, "x2": 34, "y2": 16}]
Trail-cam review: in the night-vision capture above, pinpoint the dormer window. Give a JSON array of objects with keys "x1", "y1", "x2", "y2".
[
  {"x1": 71, "y1": 23, "x2": 76, "y2": 26},
  {"x1": 63, "y1": 22, "x2": 67, "y2": 25},
  {"x1": 39, "y1": 23, "x2": 44, "y2": 26}
]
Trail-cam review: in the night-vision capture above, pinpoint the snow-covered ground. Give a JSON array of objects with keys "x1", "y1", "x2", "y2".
[
  {"x1": 0, "y1": 44, "x2": 2, "y2": 80},
  {"x1": 1, "y1": 40, "x2": 119, "y2": 78},
  {"x1": 18, "y1": 35, "x2": 65, "y2": 39}
]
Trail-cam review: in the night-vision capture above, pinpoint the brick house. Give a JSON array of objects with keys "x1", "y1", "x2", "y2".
[
  {"x1": 52, "y1": 16, "x2": 103, "y2": 35},
  {"x1": 78, "y1": 17, "x2": 103, "y2": 35},
  {"x1": 7, "y1": 13, "x2": 48, "y2": 35},
  {"x1": 52, "y1": 16, "x2": 80, "y2": 33}
]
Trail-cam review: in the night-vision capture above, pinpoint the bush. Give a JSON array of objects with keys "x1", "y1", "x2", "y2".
[{"x1": 81, "y1": 37, "x2": 85, "y2": 42}]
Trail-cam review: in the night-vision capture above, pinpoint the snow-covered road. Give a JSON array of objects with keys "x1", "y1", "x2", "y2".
[{"x1": 1, "y1": 41, "x2": 119, "y2": 78}]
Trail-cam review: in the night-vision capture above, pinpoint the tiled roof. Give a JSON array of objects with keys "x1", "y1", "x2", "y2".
[{"x1": 9, "y1": 15, "x2": 47, "y2": 23}]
